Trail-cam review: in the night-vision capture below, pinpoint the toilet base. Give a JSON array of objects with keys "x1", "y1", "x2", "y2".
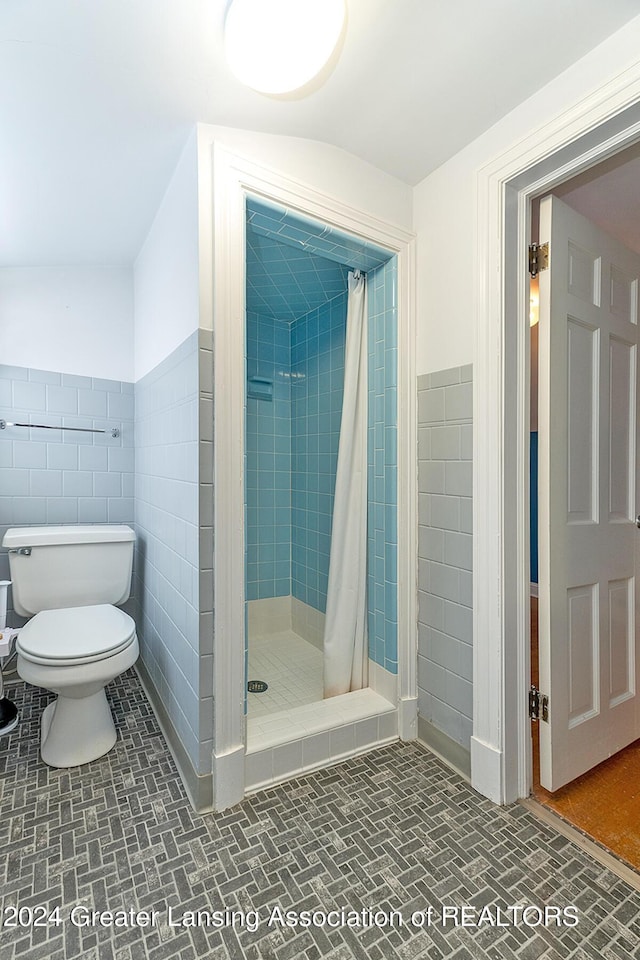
[{"x1": 41, "y1": 689, "x2": 117, "y2": 767}]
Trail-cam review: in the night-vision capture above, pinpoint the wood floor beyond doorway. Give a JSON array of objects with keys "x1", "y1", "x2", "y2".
[{"x1": 531, "y1": 596, "x2": 640, "y2": 872}]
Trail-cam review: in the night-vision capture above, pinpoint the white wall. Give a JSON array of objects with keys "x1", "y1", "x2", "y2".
[
  {"x1": 134, "y1": 129, "x2": 200, "y2": 381},
  {"x1": 414, "y1": 13, "x2": 640, "y2": 376},
  {"x1": 0, "y1": 265, "x2": 134, "y2": 380},
  {"x1": 199, "y1": 124, "x2": 413, "y2": 231}
]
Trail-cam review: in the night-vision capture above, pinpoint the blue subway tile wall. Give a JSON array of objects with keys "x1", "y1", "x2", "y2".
[
  {"x1": 245, "y1": 312, "x2": 292, "y2": 601},
  {"x1": 291, "y1": 291, "x2": 347, "y2": 612},
  {"x1": 133, "y1": 332, "x2": 209, "y2": 773},
  {"x1": 245, "y1": 293, "x2": 348, "y2": 607},
  {"x1": 0, "y1": 363, "x2": 134, "y2": 621},
  {"x1": 417, "y1": 365, "x2": 473, "y2": 752},
  {"x1": 367, "y1": 260, "x2": 398, "y2": 674}
]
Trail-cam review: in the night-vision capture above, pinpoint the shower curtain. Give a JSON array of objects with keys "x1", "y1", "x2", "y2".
[{"x1": 323, "y1": 271, "x2": 368, "y2": 698}]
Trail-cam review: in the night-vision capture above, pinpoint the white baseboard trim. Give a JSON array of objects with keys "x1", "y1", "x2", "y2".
[
  {"x1": 470, "y1": 735, "x2": 503, "y2": 803},
  {"x1": 212, "y1": 744, "x2": 245, "y2": 811},
  {"x1": 398, "y1": 696, "x2": 418, "y2": 740}
]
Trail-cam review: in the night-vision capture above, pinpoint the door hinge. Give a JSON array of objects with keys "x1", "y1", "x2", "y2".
[
  {"x1": 528, "y1": 242, "x2": 549, "y2": 278},
  {"x1": 529, "y1": 684, "x2": 549, "y2": 722}
]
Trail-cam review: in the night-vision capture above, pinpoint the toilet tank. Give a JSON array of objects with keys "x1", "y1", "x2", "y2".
[{"x1": 2, "y1": 525, "x2": 135, "y2": 617}]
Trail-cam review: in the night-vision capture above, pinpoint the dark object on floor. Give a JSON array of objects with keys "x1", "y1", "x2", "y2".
[
  {"x1": 0, "y1": 667, "x2": 18, "y2": 735},
  {"x1": 247, "y1": 679, "x2": 268, "y2": 693}
]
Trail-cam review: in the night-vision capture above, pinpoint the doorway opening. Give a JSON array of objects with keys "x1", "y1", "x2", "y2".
[
  {"x1": 529, "y1": 144, "x2": 640, "y2": 870},
  {"x1": 210, "y1": 145, "x2": 416, "y2": 811},
  {"x1": 472, "y1": 71, "x2": 640, "y2": 810}
]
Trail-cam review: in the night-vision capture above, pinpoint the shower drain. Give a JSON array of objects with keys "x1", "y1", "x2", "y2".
[{"x1": 247, "y1": 680, "x2": 269, "y2": 694}]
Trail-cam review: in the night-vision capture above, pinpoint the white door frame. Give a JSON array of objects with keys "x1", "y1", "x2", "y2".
[
  {"x1": 473, "y1": 62, "x2": 640, "y2": 804},
  {"x1": 209, "y1": 144, "x2": 417, "y2": 810}
]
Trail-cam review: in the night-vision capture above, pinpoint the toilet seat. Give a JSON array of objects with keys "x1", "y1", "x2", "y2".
[{"x1": 17, "y1": 604, "x2": 136, "y2": 667}]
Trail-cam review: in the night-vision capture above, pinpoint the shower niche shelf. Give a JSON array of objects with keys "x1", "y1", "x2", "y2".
[{"x1": 247, "y1": 377, "x2": 273, "y2": 401}]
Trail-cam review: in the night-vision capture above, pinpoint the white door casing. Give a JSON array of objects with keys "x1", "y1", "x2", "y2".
[
  {"x1": 208, "y1": 143, "x2": 417, "y2": 809},
  {"x1": 474, "y1": 56, "x2": 640, "y2": 804},
  {"x1": 538, "y1": 195, "x2": 640, "y2": 791}
]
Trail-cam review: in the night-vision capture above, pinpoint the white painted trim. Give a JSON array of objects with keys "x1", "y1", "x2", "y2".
[
  {"x1": 470, "y1": 735, "x2": 503, "y2": 803},
  {"x1": 212, "y1": 745, "x2": 246, "y2": 812},
  {"x1": 211, "y1": 145, "x2": 247, "y2": 810},
  {"x1": 398, "y1": 236, "x2": 418, "y2": 722},
  {"x1": 210, "y1": 144, "x2": 417, "y2": 809},
  {"x1": 474, "y1": 59, "x2": 640, "y2": 804},
  {"x1": 398, "y1": 696, "x2": 418, "y2": 741}
]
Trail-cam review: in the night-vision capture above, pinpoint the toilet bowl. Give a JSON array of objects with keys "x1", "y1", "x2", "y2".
[{"x1": 17, "y1": 604, "x2": 138, "y2": 767}]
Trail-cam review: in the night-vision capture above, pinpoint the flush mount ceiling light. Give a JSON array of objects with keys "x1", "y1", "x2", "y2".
[{"x1": 225, "y1": 0, "x2": 346, "y2": 95}]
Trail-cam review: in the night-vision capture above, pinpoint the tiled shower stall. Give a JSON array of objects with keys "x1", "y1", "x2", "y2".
[{"x1": 243, "y1": 198, "x2": 401, "y2": 783}]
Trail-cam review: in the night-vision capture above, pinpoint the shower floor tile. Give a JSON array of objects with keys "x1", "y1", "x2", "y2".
[{"x1": 248, "y1": 630, "x2": 323, "y2": 717}]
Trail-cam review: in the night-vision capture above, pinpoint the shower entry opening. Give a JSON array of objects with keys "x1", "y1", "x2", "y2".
[{"x1": 243, "y1": 194, "x2": 402, "y2": 790}]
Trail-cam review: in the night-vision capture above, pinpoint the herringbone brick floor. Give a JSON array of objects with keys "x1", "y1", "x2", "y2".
[{"x1": 1, "y1": 670, "x2": 639, "y2": 959}]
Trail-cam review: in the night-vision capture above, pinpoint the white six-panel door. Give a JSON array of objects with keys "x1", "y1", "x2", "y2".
[{"x1": 538, "y1": 195, "x2": 640, "y2": 791}]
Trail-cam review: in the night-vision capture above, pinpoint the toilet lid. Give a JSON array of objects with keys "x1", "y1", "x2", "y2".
[{"x1": 17, "y1": 604, "x2": 136, "y2": 665}]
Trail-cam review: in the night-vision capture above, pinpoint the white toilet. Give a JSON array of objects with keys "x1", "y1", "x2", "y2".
[{"x1": 2, "y1": 524, "x2": 138, "y2": 768}]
